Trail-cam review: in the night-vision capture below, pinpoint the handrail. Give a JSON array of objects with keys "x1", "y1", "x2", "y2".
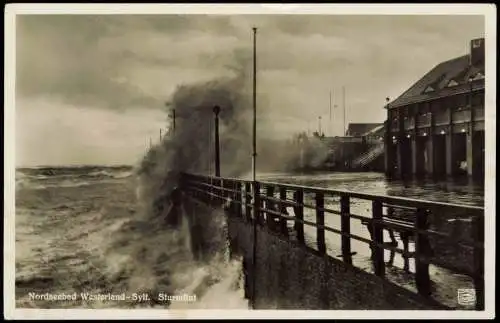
[
  {"x1": 180, "y1": 172, "x2": 484, "y2": 310},
  {"x1": 182, "y1": 172, "x2": 483, "y2": 212},
  {"x1": 190, "y1": 175, "x2": 482, "y2": 211}
]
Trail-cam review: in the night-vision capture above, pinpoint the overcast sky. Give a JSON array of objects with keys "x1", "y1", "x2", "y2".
[{"x1": 15, "y1": 14, "x2": 485, "y2": 166}]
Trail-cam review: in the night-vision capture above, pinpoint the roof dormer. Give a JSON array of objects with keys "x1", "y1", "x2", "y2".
[
  {"x1": 423, "y1": 86, "x2": 434, "y2": 93},
  {"x1": 471, "y1": 72, "x2": 485, "y2": 81}
]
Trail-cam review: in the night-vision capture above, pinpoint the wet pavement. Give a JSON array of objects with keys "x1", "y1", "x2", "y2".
[{"x1": 256, "y1": 171, "x2": 484, "y2": 309}]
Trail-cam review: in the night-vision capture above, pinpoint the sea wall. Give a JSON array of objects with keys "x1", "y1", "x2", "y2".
[{"x1": 182, "y1": 195, "x2": 449, "y2": 310}]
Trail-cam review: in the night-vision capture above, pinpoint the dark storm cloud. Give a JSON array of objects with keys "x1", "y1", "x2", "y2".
[
  {"x1": 15, "y1": 13, "x2": 485, "y2": 165},
  {"x1": 17, "y1": 14, "x2": 485, "y2": 114}
]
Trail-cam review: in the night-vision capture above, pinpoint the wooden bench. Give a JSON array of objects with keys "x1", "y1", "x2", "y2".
[{"x1": 361, "y1": 208, "x2": 415, "y2": 271}]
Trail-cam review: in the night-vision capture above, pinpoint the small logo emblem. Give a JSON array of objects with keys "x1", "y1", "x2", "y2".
[{"x1": 457, "y1": 288, "x2": 476, "y2": 306}]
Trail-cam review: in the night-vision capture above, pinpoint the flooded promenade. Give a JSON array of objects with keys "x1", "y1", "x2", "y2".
[
  {"x1": 257, "y1": 172, "x2": 484, "y2": 207},
  {"x1": 255, "y1": 171, "x2": 484, "y2": 309}
]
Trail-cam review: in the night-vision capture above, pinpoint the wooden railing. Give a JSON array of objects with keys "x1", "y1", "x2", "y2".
[{"x1": 180, "y1": 172, "x2": 485, "y2": 310}]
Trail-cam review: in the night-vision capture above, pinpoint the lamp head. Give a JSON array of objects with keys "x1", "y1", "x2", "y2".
[{"x1": 213, "y1": 105, "x2": 221, "y2": 115}]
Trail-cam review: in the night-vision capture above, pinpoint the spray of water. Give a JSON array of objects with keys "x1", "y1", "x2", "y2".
[
  {"x1": 128, "y1": 50, "x2": 332, "y2": 309},
  {"x1": 127, "y1": 53, "x2": 256, "y2": 309}
]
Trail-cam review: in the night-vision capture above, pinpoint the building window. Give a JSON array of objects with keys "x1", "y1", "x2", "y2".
[
  {"x1": 420, "y1": 102, "x2": 430, "y2": 113},
  {"x1": 450, "y1": 94, "x2": 467, "y2": 111},
  {"x1": 472, "y1": 93, "x2": 484, "y2": 106}
]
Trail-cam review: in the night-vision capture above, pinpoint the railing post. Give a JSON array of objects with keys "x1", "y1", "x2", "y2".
[
  {"x1": 316, "y1": 192, "x2": 326, "y2": 255},
  {"x1": 208, "y1": 178, "x2": 213, "y2": 206},
  {"x1": 279, "y1": 187, "x2": 288, "y2": 236},
  {"x1": 212, "y1": 178, "x2": 218, "y2": 206},
  {"x1": 266, "y1": 186, "x2": 275, "y2": 230},
  {"x1": 202, "y1": 178, "x2": 207, "y2": 204},
  {"x1": 414, "y1": 208, "x2": 431, "y2": 297},
  {"x1": 340, "y1": 195, "x2": 352, "y2": 265},
  {"x1": 220, "y1": 178, "x2": 226, "y2": 201},
  {"x1": 245, "y1": 182, "x2": 252, "y2": 222},
  {"x1": 210, "y1": 178, "x2": 216, "y2": 206},
  {"x1": 294, "y1": 189, "x2": 304, "y2": 244},
  {"x1": 219, "y1": 178, "x2": 225, "y2": 206},
  {"x1": 372, "y1": 200, "x2": 385, "y2": 277},
  {"x1": 235, "y1": 182, "x2": 242, "y2": 218},
  {"x1": 472, "y1": 212, "x2": 484, "y2": 311},
  {"x1": 253, "y1": 182, "x2": 261, "y2": 225}
]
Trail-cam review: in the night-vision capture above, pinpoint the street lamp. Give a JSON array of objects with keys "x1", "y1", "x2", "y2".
[
  {"x1": 167, "y1": 103, "x2": 176, "y2": 134},
  {"x1": 213, "y1": 105, "x2": 221, "y2": 177},
  {"x1": 318, "y1": 116, "x2": 322, "y2": 136},
  {"x1": 166, "y1": 104, "x2": 221, "y2": 177}
]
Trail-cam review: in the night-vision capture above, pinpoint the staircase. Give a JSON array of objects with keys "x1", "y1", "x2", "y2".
[{"x1": 352, "y1": 143, "x2": 384, "y2": 169}]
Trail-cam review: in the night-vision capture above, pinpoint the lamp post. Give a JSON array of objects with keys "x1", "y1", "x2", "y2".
[
  {"x1": 213, "y1": 105, "x2": 221, "y2": 177},
  {"x1": 251, "y1": 26, "x2": 258, "y2": 310},
  {"x1": 342, "y1": 86, "x2": 346, "y2": 136},
  {"x1": 252, "y1": 27, "x2": 257, "y2": 182},
  {"x1": 318, "y1": 116, "x2": 322, "y2": 136},
  {"x1": 167, "y1": 104, "x2": 176, "y2": 135},
  {"x1": 166, "y1": 105, "x2": 221, "y2": 176}
]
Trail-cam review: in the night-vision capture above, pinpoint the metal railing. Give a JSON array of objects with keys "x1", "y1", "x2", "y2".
[{"x1": 180, "y1": 172, "x2": 485, "y2": 310}]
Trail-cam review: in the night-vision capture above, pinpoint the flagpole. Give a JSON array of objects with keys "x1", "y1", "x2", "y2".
[
  {"x1": 343, "y1": 85, "x2": 346, "y2": 136},
  {"x1": 252, "y1": 27, "x2": 257, "y2": 182},
  {"x1": 251, "y1": 26, "x2": 258, "y2": 310},
  {"x1": 329, "y1": 90, "x2": 332, "y2": 136}
]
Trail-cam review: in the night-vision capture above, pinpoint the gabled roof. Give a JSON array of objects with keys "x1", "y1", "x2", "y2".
[
  {"x1": 387, "y1": 55, "x2": 485, "y2": 109},
  {"x1": 361, "y1": 124, "x2": 385, "y2": 137},
  {"x1": 345, "y1": 123, "x2": 383, "y2": 136}
]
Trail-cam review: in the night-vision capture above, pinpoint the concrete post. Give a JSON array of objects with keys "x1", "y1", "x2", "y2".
[
  {"x1": 429, "y1": 105, "x2": 436, "y2": 176},
  {"x1": 397, "y1": 113, "x2": 404, "y2": 177},
  {"x1": 445, "y1": 133, "x2": 454, "y2": 176},
  {"x1": 467, "y1": 79, "x2": 475, "y2": 177},
  {"x1": 384, "y1": 139, "x2": 391, "y2": 175},
  {"x1": 411, "y1": 136, "x2": 418, "y2": 175},
  {"x1": 426, "y1": 136, "x2": 434, "y2": 174},
  {"x1": 397, "y1": 141, "x2": 404, "y2": 177},
  {"x1": 446, "y1": 104, "x2": 454, "y2": 176},
  {"x1": 466, "y1": 132, "x2": 474, "y2": 176},
  {"x1": 384, "y1": 119, "x2": 394, "y2": 176}
]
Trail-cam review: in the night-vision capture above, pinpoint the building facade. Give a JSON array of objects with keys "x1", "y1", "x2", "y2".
[{"x1": 385, "y1": 38, "x2": 485, "y2": 179}]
